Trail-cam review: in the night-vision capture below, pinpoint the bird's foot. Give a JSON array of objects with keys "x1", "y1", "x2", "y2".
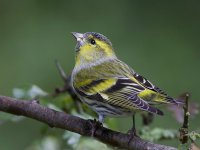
[
  {"x1": 127, "y1": 127, "x2": 138, "y2": 145},
  {"x1": 127, "y1": 127, "x2": 137, "y2": 136},
  {"x1": 88, "y1": 119, "x2": 103, "y2": 137}
]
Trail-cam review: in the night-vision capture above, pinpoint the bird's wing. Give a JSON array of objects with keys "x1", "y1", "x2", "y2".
[
  {"x1": 75, "y1": 77, "x2": 164, "y2": 115},
  {"x1": 132, "y1": 72, "x2": 167, "y2": 96},
  {"x1": 112, "y1": 59, "x2": 177, "y2": 104},
  {"x1": 131, "y1": 72, "x2": 178, "y2": 104}
]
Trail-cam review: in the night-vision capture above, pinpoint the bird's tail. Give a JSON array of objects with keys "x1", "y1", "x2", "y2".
[
  {"x1": 166, "y1": 96, "x2": 184, "y2": 106},
  {"x1": 147, "y1": 105, "x2": 164, "y2": 116}
]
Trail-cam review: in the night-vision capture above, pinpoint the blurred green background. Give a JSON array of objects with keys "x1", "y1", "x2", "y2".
[{"x1": 0, "y1": 0, "x2": 200, "y2": 150}]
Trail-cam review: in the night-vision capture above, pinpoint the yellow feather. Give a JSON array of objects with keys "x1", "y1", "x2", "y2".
[
  {"x1": 95, "y1": 39, "x2": 113, "y2": 57},
  {"x1": 99, "y1": 93, "x2": 109, "y2": 100},
  {"x1": 129, "y1": 76, "x2": 144, "y2": 87},
  {"x1": 138, "y1": 89, "x2": 168, "y2": 103},
  {"x1": 88, "y1": 78, "x2": 116, "y2": 94},
  {"x1": 79, "y1": 45, "x2": 95, "y2": 60},
  {"x1": 75, "y1": 79, "x2": 93, "y2": 88}
]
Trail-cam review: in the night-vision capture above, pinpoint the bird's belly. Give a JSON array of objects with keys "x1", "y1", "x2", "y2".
[{"x1": 81, "y1": 97, "x2": 133, "y2": 117}]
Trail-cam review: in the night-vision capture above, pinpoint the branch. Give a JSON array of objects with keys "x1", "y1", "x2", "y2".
[
  {"x1": 0, "y1": 96, "x2": 177, "y2": 150},
  {"x1": 179, "y1": 93, "x2": 190, "y2": 144}
]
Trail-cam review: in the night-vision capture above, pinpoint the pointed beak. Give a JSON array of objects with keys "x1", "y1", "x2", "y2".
[
  {"x1": 71, "y1": 32, "x2": 84, "y2": 52},
  {"x1": 71, "y1": 32, "x2": 84, "y2": 41}
]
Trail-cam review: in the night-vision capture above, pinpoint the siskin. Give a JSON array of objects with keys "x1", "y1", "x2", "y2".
[{"x1": 71, "y1": 32, "x2": 181, "y2": 133}]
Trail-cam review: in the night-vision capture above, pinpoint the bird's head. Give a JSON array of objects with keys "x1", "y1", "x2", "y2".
[{"x1": 72, "y1": 32, "x2": 116, "y2": 67}]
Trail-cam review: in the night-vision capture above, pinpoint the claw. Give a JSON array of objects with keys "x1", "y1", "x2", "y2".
[
  {"x1": 127, "y1": 127, "x2": 139, "y2": 146},
  {"x1": 127, "y1": 114, "x2": 139, "y2": 145},
  {"x1": 127, "y1": 127, "x2": 137, "y2": 136},
  {"x1": 88, "y1": 119, "x2": 103, "y2": 137}
]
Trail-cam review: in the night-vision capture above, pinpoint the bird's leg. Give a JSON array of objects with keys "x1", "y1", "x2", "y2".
[
  {"x1": 88, "y1": 114, "x2": 104, "y2": 137},
  {"x1": 127, "y1": 114, "x2": 138, "y2": 145},
  {"x1": 128, "y1": 114, "x2": 137, "y2": 136}
]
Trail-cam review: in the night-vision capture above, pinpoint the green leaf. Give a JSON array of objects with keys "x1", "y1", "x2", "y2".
[
  {"x1": 47, "y1": 104, "x2": 62, "y2": 111},
  {"x1": 189, "y1": 131, "x2": 200, "y2": 141},
  {"x1": 27, "y1": 85, "x2": 48, "y2": 99},
  {"x1": 76, "y1": 137, "x2": 113, "y2": 150},
  {"x1": 63, "y1": 132, "x2": 81, "y2": 146},
  {"x1": 26, "y1": 136, "x2": 61, "y2": 150},
  {"x1": 13, "y1": 88, "x2": 26, "y2": 99},
  {"x1": 12, "y1": 85, "x2": 48, "y2": 99},
  {"x1": 0, "y1": 112, "x2": 24, "y2": 124},
  {"x1": 140, "y1": 127, "x2": 177, "y2": 142}
]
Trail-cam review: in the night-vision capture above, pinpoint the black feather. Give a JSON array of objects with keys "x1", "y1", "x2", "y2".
[
  {"x1": 105, "y1": 78, "x2": 144, "y2": 93},
  {"x1": 81, "y1": 79, "x2": 105, "y2": 91}
]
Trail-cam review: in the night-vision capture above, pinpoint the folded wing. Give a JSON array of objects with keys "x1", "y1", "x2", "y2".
[{"x1": 75, "y1": 77, "x2": 164, "y2": 115}]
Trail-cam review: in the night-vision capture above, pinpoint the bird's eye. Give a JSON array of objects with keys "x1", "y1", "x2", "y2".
[{"x1": 90, "y1": 39, "x2": 96, "y2": 45}]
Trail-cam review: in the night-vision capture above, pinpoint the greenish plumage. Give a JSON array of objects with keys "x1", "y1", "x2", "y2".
[{"x1": 71, "y1": 32, "x2": 180, "y2": 123}]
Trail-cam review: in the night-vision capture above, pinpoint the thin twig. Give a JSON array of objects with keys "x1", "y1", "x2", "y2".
[
  {"x1": 54, "y1": 61, "x2": 82, "y2": 113},
  {"x1": 55, "y1": 60, "x2": 68, "y2": 82},
  {"x1": 179, "y1": 93, "x2": 190, "y2": 144}
]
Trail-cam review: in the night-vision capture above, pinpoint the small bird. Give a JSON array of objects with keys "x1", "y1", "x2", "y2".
[{"x1": 71, "y1": 32, "x2": 180, "y2": 133}]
